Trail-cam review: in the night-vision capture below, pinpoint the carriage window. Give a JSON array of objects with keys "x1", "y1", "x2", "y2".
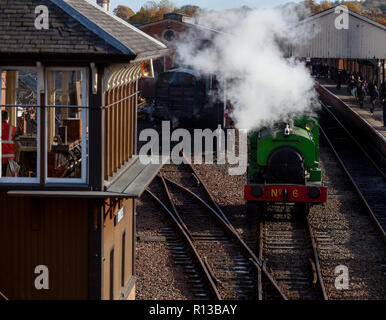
[
  {"x1": 0, "y1": 69, "x2": 39, "y2": 181},
  {"x1": 45, "y1": 69, "x2": 88, "y2": 182}
]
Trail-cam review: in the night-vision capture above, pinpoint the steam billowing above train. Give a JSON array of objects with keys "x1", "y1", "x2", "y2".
[{"x1": 176, "y1": 5, "x2": 320, "y2": 131}]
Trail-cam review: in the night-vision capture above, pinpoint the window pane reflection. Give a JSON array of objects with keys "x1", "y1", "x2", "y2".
[
  {"x1": 46, "y1": 70, "x2": 86, "y2": 179},
  {"x1": 1, "y1": 70, "x2": 38, "y2": 178}
]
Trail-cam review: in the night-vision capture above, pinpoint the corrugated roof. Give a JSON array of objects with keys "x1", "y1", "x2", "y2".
[
  {"x1": 295, "y1": 5, "x2": 386, "y2": 59},
  {"x1": 304, "y1": 5, "x2": 386, "y2": 31}
]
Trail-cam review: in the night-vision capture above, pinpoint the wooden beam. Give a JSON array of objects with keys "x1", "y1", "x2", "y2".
[
  {"x1": 89, "y1": 65, "x2": 103, "y2": 190},
  {"x1": 118, "y1": 85, "x2": 123, "y2": 169},
  {"x1": 108, "y1": 90, "x2": 113, "y2": 179},
  {"x1": 61, "y1": 71, "x2": 69, "y2": 119},
  {"x1": 123, "y1": 84, "x2": 128, "y2": 163},
  {"x1": 113, "y1": 87, "x2": 118, "y2": 173},
  {"x1": 134, "y1": 81, "x2": 138, "y2": 156},
  {"x1": 88, "y1": 200, "x2": 103, "y2": 300},
  {"x1": 76, "y1": 81, "x2": 82, "y2": 107},
  {"x1": 40, "y1": 92, "x2": 45, "y2": 186},
  {"x1": 120, "y1": 85, "x2": 124, "y2": 167},
  {"x1": 46, "y1": 70, "x2": 56, "y2": 152},
  {"x1": 104, "y1": 92, "x2": 109, "y2": 181},
  {"x1": 128, "y1": 83, "x2": 133, "y2": 158},
  {"x1": 111, "y1": 89, "x2": 115, "y2": 174}
]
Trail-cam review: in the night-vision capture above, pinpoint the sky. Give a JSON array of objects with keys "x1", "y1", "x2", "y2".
[{"x1": 108, "y1": 0, "x2": 305, "y2": 12}]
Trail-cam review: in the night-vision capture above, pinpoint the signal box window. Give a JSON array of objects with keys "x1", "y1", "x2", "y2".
[
  {"x1": 45, "y1": 69, "x2": 88, "y2": 183},
  {"x1": 0, "y1": 69, "x2": 39, "y2": 182}
]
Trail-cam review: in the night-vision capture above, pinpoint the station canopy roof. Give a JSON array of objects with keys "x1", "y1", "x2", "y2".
[
  {"x1": 293, "y1": 6, "x2": 386, "y2": 60},
  {"x1": 0, "y1": 0, "x2": 168, "y2": 61}
]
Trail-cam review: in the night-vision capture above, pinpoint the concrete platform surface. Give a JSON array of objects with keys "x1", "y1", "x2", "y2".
[{"x1": 316, "y1": 78, "x2": 386, "y2": 139}]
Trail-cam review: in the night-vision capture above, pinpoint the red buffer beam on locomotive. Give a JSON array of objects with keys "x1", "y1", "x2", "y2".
[{"x1": 244, "y1": 184, "x2": 327, "y2": 203}]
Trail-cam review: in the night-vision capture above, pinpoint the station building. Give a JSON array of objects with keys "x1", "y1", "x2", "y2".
[
  {"x1": 0, "y1": 0, "x2": 167, "y2": 300},
  {"x1": 294, "y1": 6, "x2": 386, "y2": 90},
  {"x1": 138, "y1": 13, "x2": 220, "y2": 98},
  {"x1": 293, "y1": 5, "x2": 386, "y2": 156}
]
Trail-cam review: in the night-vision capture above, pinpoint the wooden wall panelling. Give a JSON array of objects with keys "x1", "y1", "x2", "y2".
[
  {"x1": 123, "y1": 85, "x2": 126, "y2": 166},
  {"x1": 104, "y1": 91, "x2": 109, "y2": 180},
  {"x1": 89, "y1": 65, "x2": 103, "y2": 190},
  {"x1": 128, "y1": 83, "x2": 133, "y2": 158},
  {"x1": 112, "y1": 87, "x2": 117, "y2": 174},
  {"x1": 124, "y1": 84, "x2": 129, "y2": 163},
  {"x1": 0, "y1": 194, "x2": 89, "y2": 300},
  {"x1": 118, "y1": 85, "x2": 123, "y2": 168},
  {"x1": 108, "y1": 90, "x2": 113, "y2": 178}
]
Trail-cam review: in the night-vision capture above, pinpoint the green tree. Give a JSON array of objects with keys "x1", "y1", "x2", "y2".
[
  {"x1": 302, "y1": 0, "x2": 320, "y2": 14},
  {"x1": 319, "y1": 0, "x2": 332, "y2": 11},
  {"x1": 129, "y1": 0, "x2": 176, "y2": 25},
  {"x1": 113, "y1": 5, "x2": 135, "y2": 22},
  {"x1": 362, "y1": 7, "x2": 386, "y2": 25},
  {"x1": 340, "y1": 1, "x2": 363, "y2": 13}
]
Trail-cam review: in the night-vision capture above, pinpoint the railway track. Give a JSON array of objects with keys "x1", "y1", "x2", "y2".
[
  {"x1": 148, "y1": 163, "x2": 287, "y2": 300},
  {"x1": 145, "y1": 188, "x2": 221, "y2": 300},
  {"x1": 258, "y1": 208, "x2": 327, "y2": 300},
  {"x1": 319, "y1": 103, "x2": 386, "y2": 240}
]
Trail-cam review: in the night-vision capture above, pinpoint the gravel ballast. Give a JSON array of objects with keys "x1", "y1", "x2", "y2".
[{"x1": 135, "y1": 146, "x2": 385, "y2": 299}]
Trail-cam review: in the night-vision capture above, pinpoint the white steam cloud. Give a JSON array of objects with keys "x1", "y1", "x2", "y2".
[{"x1": 176, "y1": 5, "x2": 320, "y2": 131}]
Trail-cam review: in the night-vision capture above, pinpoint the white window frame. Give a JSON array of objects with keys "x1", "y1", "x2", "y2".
[
  {"x1": 0, "y1": 66, "x2": 41, "y2": 184},
  {"x1": 44, "y1": 67, "x2": 88, "y2": 185}
]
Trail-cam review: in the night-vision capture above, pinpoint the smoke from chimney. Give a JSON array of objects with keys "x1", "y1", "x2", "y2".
[{"x1": 97, "y1": 0, "x2": 110, "y2": 11}]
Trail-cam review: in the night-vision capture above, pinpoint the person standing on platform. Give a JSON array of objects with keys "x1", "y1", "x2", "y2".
[
  {"x1": 370, "y1": 85, "x2": 379, "y2": 116},
  {"x1": 363, "y1": 79, "x2": 368, "y2": 96},
  {"x1": 349, "y1": 76, "x2": 357, "y2": 97},
  {"x1": 336, "y1": 70, "x2": 342, "y2": 90},
  {"x1": 357, "y1": 83, "x2": 366, "y2": 109},
  {"x1": 341, "y1": 69, "x2": 347, "y2": 83}
]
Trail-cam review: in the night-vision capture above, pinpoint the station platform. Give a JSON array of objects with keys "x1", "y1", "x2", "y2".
[
  {"x1": 315, "y1": 77, "x2": 386, "y2": 157},
  {"x1": 316, "y1": 78, "x2": 386, "y2": 137}
]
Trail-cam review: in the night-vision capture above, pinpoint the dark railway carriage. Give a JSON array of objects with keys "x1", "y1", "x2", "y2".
[
  {"x1": 154, "y1": 68, "x2": 224, "y2": 129},
  {"x1": 0, "y1": 0, "x2": 167, "y2": 300}
]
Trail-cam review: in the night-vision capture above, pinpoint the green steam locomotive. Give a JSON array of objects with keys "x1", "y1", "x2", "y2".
[{"x1": 244, "y1": 116, "x2": 327, "y2": 214}]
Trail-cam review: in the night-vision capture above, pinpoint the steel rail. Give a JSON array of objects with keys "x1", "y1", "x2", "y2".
[
  {"x1": 321, "y1": 103, "x2": 386, "y2": 179},
  {"x1": 186, "y1": 160, "x2": 265, "y2": 299},
  {"x1": 185, "y1": 160, "x2": 233, "y2": 226},
  {"x1": 319, "y1": 114, "x2": 386, "y2": 241},
  {"x1": 258, "y1": 214, "x2": 327, "y2": 300},
  {"x1": 306, "y1": 216, "x2": 328, "y2": 300},
  {"x1": 145, "y1": 189, "x2": 222, "y2": 300},
  {"x1": 157, "y1": 174, "x2": 192, "y2": 242},
  {"x1": 257, "y1": 222, "x2": 264, "y2": 300},
  {"x1": 162, "y1": 175, "x2": 288, "y2": 300}
]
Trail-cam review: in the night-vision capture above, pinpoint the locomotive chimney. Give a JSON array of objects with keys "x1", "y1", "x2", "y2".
[{"x1": 96, "y1": 0, "x2": 110, "y2": 11}]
